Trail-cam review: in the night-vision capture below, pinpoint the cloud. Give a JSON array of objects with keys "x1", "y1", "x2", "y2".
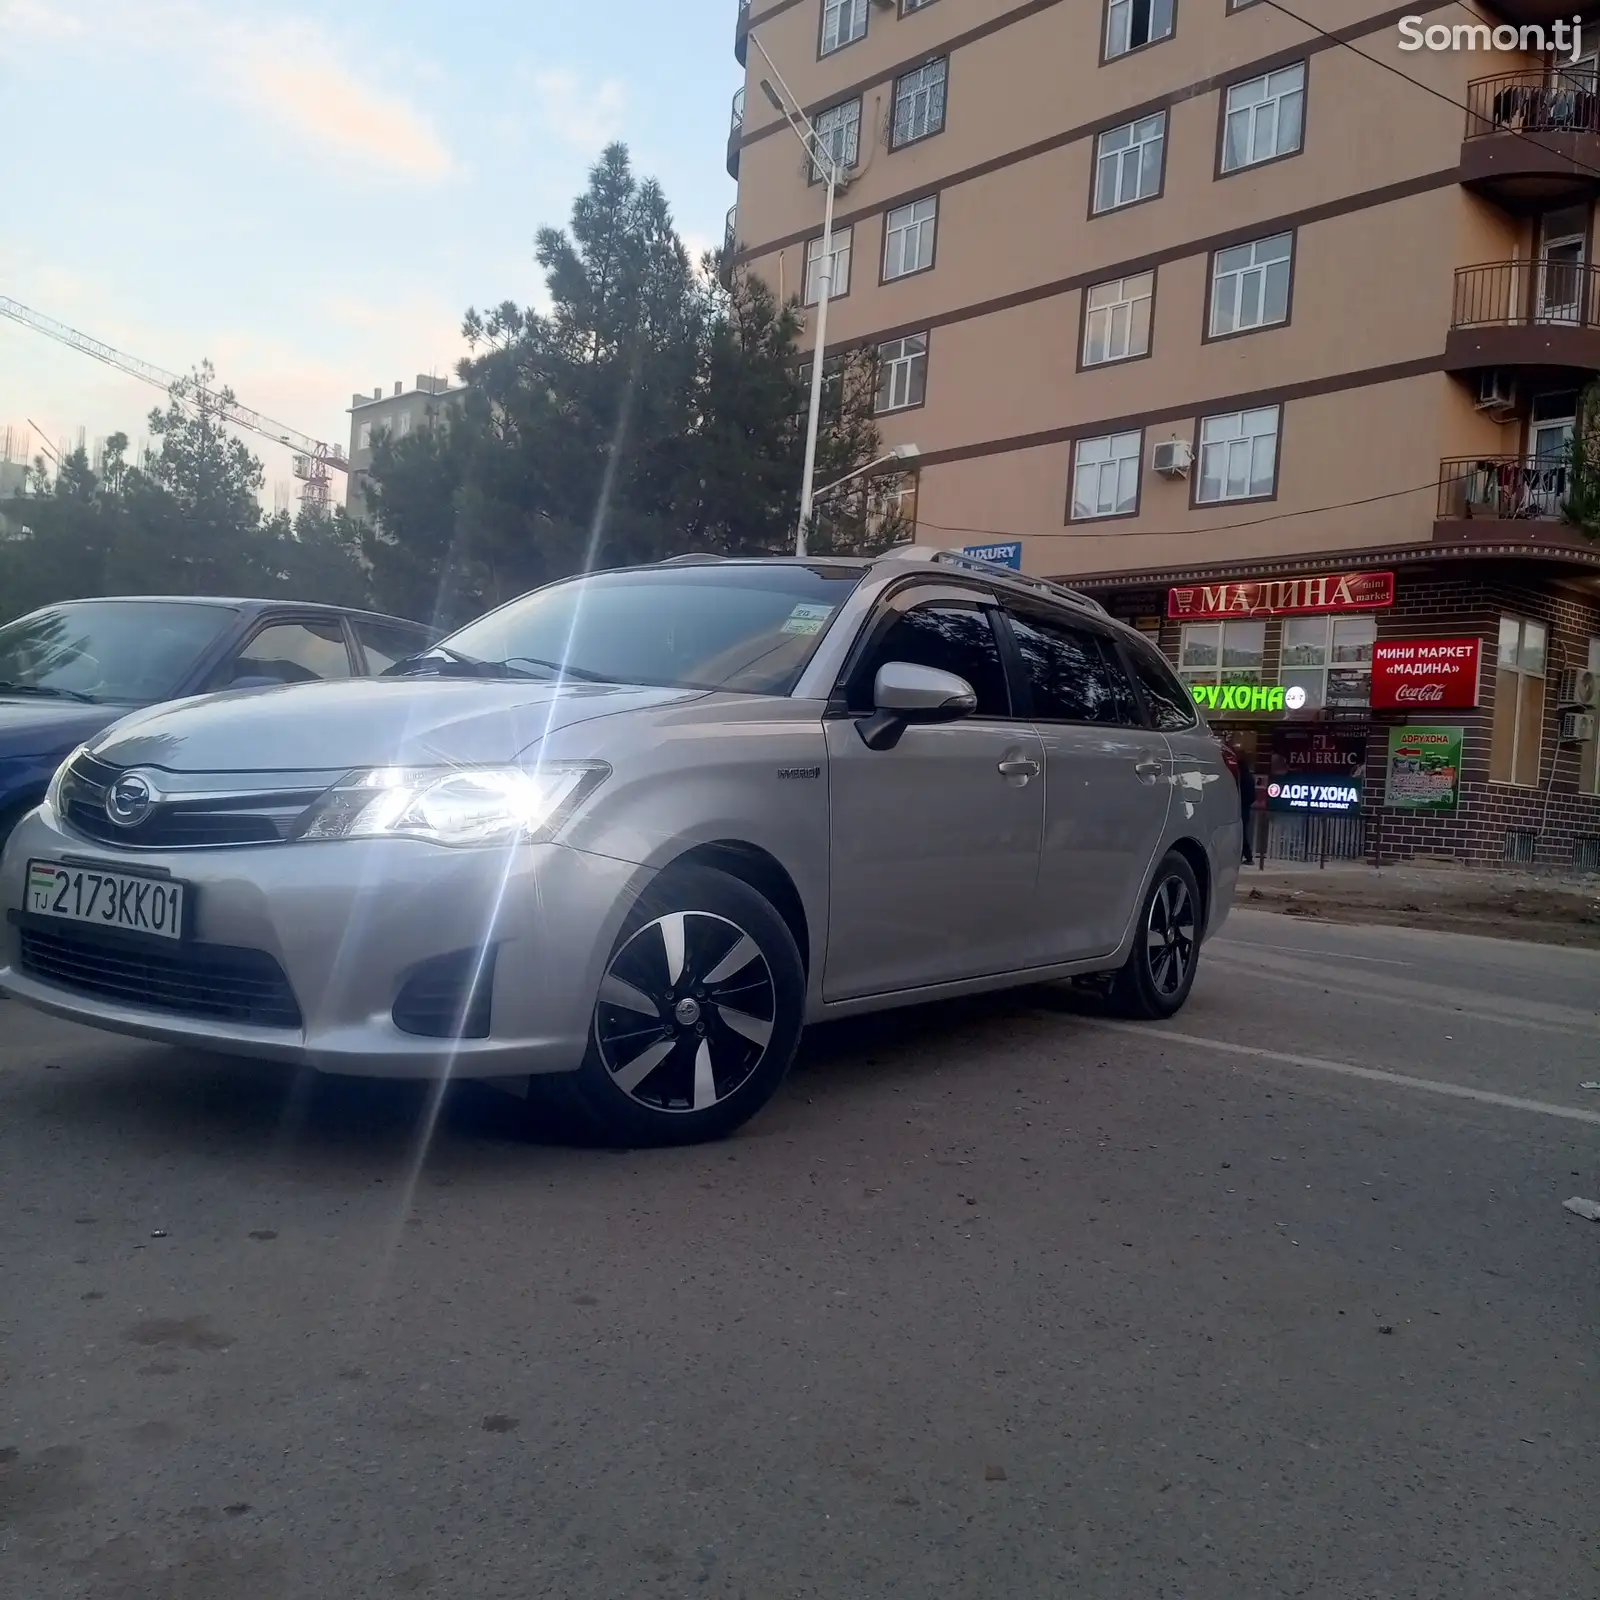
[
  {"x1": 529, "y1": 68, "x2": 628, "y2": 151},
  {"x1": 0, "y1": 0, "x2": 455, "y2": 183}
]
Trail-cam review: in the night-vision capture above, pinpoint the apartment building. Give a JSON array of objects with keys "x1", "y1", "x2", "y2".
[
  {"x1": 727, "y1": 0, "x2": 1600, "y2": 867},
  {"x1": 345, "y1": 375, "x2": 461, "y2": 521}
]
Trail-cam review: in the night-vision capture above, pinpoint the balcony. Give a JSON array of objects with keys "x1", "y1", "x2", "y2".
[
  {"x1": 1445, "y1": 260, "x2": 1600, "y2": 380},
  {"x1": 1461, "y1": 71, "x2": 1600, "y2": 209},
  {"x1": 1479, "y1": 0, "x2": 1574, "y2": 25},
  {"x1": 735, "y1": 0, "x2": 750, "y2": 66},
  {"x1": 727, "y1": 87, "x2": 745, "y2": 180},
  {"x1": 1438, "y1": 455, "x2": 1568, "y2": 521},
  {"x1": 720, "y1": 205, "x2": 738, "y2": 290}
]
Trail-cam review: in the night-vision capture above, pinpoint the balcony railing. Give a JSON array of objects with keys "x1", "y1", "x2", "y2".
[
  {"x1": 1452, "y1": 259, "x2": 1600, "y2": 329},
  {"x1": 1438, "y1": 454, "x2": 1570, "y2": 520},
  {"x1": 1464, "y1": 68, "x2": 1600, "y2": 139},
  {"x1": 724, "y1": 204, "x2": 738, "y2": 254},
  {"x1": 731, "y1": 86, "x2": 745, "y2": 135},
  {"x1": 735, "y1": 0, "x2": 751, "y2": 66}
]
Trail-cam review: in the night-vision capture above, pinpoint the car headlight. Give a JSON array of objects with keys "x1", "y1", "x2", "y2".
[
  {"x1": 295, "y1": 762, "x2": 610, "y2": 847},
  {"x1": 43, "y1": 744, "x2": 90, "y2": 819}
]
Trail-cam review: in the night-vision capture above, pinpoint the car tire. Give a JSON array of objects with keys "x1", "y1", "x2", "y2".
[
  {"x1": 535, "y1": 864, "x2": 806, "y2": 1148},
  {"x1": 1107, "y1": 850, "x2": 1203, "y2": 1021}
]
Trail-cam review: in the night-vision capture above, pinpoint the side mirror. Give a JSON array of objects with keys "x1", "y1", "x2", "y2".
[{"x1": 858, "y1": 661, "x2": 977, "y2": 750}]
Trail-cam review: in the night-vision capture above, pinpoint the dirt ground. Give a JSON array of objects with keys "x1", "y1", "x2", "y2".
[{"x1": 1238, "y1": 863, "x2": 1600, "y2": 948}]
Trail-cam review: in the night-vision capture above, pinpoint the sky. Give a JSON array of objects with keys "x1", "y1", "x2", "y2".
[{"x1": 0, "y1": 0, "x2": 739, "y2": 506}]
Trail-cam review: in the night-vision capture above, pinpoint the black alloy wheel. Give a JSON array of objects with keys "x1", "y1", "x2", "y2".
[{"x1": 1108, "y1": 850, "x2": 1203, "y2": 1020}]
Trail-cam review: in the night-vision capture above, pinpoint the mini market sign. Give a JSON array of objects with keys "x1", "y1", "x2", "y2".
[{"x1": 1168, "y1": 570, "x2": 1395, "y2": 619}]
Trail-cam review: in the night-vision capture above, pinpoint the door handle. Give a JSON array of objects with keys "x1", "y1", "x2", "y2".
[
  {"x1": 1134, "y1": 754, "x2": 1165, "y2": 784},
  {"x1": 998, "y1": 758, "x2": 1040, "y2": 778}
]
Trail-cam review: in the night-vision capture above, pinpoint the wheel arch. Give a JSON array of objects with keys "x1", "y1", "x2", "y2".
[
  {"x1": 659, "y1": 840, "x2": 812, "y2": 976},
  {"x1": 1167, "y1": 836, "x2": 1212, "y2": 935}
]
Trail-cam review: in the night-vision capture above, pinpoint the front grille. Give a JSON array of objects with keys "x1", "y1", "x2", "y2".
[
  {"x1": 392, "y1": 947, "x2": 496, "y2": 1039},
  {"x1": 19, "y1": 924, "x2": 302, "y2": 1029},
  {"x1": 61, "y1": 753, "x2": 320, "y2": 850}
]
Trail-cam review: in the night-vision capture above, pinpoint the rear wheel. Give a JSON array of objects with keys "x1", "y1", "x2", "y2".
[
  {"x1": 1108, "y1": 851, "x2": 1202, "y2": 1020},
  {"x1": 538, "y1": 865, "x2": 805, "y2": 1147}
]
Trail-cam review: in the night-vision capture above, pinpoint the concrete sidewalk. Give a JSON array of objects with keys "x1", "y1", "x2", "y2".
[{"x1": 1236, "y1": 859, "x2": 1600, "y2": 947}]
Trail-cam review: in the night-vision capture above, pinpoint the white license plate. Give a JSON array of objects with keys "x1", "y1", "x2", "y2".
[{"x1": 26, "y1": 860, "x2": 186, "y2": 941}]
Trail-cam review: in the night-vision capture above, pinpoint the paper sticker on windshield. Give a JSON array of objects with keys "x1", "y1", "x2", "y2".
[{"x1": 780, "y1": 603, "x2": 835, "y2": 637}]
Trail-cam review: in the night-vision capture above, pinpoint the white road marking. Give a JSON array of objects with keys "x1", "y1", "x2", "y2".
[
  {"x1": 1088, "y1": 1021, "x2": 1600, "y2": 1127},
  {"x1": 1216, "y1": 939, "x2": 1413, "y2": 967}
]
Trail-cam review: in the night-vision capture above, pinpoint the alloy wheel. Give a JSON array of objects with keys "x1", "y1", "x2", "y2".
[
  {"x1": 593, "y1": 911, "x2": 777, "y2": 1114},
  {"x1": 1144, "y1": 876, "x2": 1196, "y2": 998}
]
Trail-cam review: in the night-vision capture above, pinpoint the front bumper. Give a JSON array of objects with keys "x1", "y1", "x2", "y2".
[{"x1": 0, "y1": 809, "x2": 652, "y2": 1079}]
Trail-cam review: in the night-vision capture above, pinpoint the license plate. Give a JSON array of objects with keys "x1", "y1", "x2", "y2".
[{"x1": 25, "y1": 860, "x2": 186, "y2": 940}]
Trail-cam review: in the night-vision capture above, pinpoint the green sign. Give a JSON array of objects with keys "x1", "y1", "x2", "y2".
[
  {"x1": 1190, "y1": 683, "x2": 1295, "y2": 713},
  {"x1": 1386, "y1": 725, "x2": 1463, "y2": 813}
]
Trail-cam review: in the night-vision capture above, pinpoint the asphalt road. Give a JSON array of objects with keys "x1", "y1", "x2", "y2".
[{"x1": 2, "y1": 907, "x2": 1597, "y2": 1600}]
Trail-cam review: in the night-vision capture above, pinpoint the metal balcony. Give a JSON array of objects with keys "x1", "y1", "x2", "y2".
[
  {"x1": 1445, "y1": 260, "x2": 1600, "y2": 378},
  {"x1": 727, "y1": 87, "x2": 745, "y2": 180},
  {"x1": 735, "y1": 0, "x2": 751, "y2": 66},
  {"x1": 720, "y1": 206, "x2": 738, "y2": 291},
  {"x1": 1437, "y1": 455, "x2": 1568, "y2": 521},
  {"x1": 1461, "y1": 70, "x2": 1600, "y2": 209}
]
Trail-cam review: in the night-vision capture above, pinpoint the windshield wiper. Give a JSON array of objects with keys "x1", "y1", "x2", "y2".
[
  {"x1": 497, "y1": 655, "x2": 617, "y2": 685},
  {"x1": 382, "y1": 646, "x2": 542, "y2": 681},
  {"x1": 0, "y1": 680, "x2": 99, "y2": 704}
]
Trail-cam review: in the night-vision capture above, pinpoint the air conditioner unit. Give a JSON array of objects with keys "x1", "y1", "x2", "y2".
[
  {"x1": 1556, "y1": 667, "x2": 1600, "y2": 708},
  {"x1": 1151, "y1": 438, "x2": 1192, "y2": 478},
  {"x1": 1475, "y1": 370, "x2": 1517, "y2": 418},
  {"x1": 871, "y1": 0, "x2": 896, "y2": 8},
  {"x1": 1559, "y1": 710, "x2": 1596, "y2": 743}
]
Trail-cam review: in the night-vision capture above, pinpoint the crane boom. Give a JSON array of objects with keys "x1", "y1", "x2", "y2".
[{"x1": 0, "y1": 294, "x2": 347, "y2": 507}]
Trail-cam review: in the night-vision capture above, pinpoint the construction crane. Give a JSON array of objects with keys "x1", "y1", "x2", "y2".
[{"x1": 0, "y1": 296, "x2": 348, "y2": 510}]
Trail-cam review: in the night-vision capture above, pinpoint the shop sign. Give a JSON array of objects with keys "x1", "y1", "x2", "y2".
[
  {"x1": 1266, "y1": 727, "x2": 1367, "y2": 814},
  {"x1": 1370, "y1": 637, "x2": 1481, "y2": 710},
  {"x1": 962, "y1": 542, "x2": 1022, "y2": 570},
  {"x1": 1189, "y1": 683, "x2": 1309, "y2": 714},
  {"x1": 1385, "y1": 725, "x2": 1464, "y2": 813},
  {"x1": 1168, "y1": 570, "x2": 1395, "y2": 620}
]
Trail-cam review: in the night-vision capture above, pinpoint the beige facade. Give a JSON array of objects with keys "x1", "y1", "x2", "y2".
[
  {"x1": 726, "y1": 0, "x2": 1600, "y2": 580},
  {"x1": 345, "y1": 375, "x2": 459, "y2": 521}
]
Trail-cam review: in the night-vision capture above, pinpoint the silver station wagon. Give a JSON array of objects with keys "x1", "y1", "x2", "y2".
[{"x1": 0, "y1": 548, "x2": 1240, "y2": 1145}]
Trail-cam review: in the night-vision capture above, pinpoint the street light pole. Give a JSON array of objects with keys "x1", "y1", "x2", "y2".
[{"x1": 749, "y1": 35, "x2": 837, "y2": 559}]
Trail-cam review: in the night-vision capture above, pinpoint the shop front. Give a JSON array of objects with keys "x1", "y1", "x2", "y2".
[{"x1": 1074, "y1": 546, "x2": 1600, "y2": 870}]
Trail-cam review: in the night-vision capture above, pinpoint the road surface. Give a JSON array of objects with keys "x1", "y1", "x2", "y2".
[{"x1": 2, "y1": 909, "x2": 1596, "y2": 1598}]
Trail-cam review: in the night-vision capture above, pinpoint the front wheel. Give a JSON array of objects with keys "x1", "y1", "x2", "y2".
[
  {"x1": 541, "y1": 865, "x2": 805, "y2": 1147},
  {"x1": 1108, "y1": 851, "x2": 1203, "y2": 1020}
]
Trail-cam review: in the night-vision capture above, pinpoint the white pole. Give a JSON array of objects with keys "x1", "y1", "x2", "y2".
[{"x1": 796, "y1": 158, "x2": 836, "y2": 559}]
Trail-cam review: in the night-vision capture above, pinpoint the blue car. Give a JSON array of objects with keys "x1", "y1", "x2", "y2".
[{"x1": 0, "y1": 596, "x2": 436, "y2": 849}]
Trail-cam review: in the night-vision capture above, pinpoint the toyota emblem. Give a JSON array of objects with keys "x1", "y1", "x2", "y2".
[{"x1": 106, "y1": 772, "x2": 156, "y2": 827}]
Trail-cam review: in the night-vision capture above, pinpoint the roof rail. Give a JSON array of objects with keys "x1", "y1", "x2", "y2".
[{"x1": 918, "y1": 548, "x2": 1107, "y2": 615}]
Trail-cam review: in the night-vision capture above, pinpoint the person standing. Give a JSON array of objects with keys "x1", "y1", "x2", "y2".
[{"x1": 1236, "y1": 743, "x2": 1258, "y2": 863}]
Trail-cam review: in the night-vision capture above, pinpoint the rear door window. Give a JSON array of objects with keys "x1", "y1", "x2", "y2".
[
  {"x1": 228, "y1": 620, "x2": 354, "y2": 685},
  {"x1": 1005, "y1": 610, "x2": 1139, "y2": 725}
]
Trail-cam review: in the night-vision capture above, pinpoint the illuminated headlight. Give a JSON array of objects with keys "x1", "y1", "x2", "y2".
[
  {"x1": 42, "y1": 744, "x2": 90, "y2": 819},
  {"x1": 295, "y1": 763, "x2": 610, "y2": 847}
]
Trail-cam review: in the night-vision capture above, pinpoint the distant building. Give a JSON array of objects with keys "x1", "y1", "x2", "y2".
[{"x1": 345, "y1": 375, "x2": 463, "y2": 520}]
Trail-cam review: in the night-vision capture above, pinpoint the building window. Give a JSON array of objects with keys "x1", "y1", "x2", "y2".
[
  {"x1": 901, "y1": 0, "x2": 937, "y2": 11},
  {"x1": 396, "y1": 413, "x2": 412, "y2": 437},
  {"x1": 1279, "y1": 615, "x2": 1375, "y2": 709},
  {"x1": 1196, "y1": 406, "x2": 1280, "y2": 503},
  {"x1": 1093, "y1": 112, "x2": 1166, "y2": 214},
  {"x1": 1105, "y1": 0, "x2": 1174, "y2": 60},
  {"x1": 821, "y1": 0, "x2": 868, "y2": 55},
  {"x1": 1491, "y1": 615, "x2": 1547, "y2": 786},
  {"x1": 883, "y1": 197, "x2": 937, "y2": 280},
  {"x1": 1179, "y1": 620, "x2": 1266, "y2": 694},
  {"x1": 804, "y1": 229, "x2": 852, "y2": 303},
  {"x1": 1221, "y1": 63, "x2": 1305, "y2": 172},
  {"x1": 892, "y1": 58, "x2": 947, "y2": 148},
  {"x1": 357, "y1": 422, "x2": 372, "y2": 452},
  {"x1": 1070, "y1": 430, "x2": 1143, "y2": 520},
  {"x1": 1580, "y1": 636, "x2": 1600, "y2": 795},
  {"x1": 811, "y1": 100, "x2": 861, "y2": 181},
  {"x1": 1083, "y1": 271, "x2": 1154, "y2": 366},
  {"x1": 876, "y1": 333, "x2": 929, "y2": 412},
  {"x1": 1209, "y1": 233, "x2": 1292, "y2": 337}
]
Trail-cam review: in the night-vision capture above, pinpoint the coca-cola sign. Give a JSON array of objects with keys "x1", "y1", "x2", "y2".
[
  {"x1": 1370, "y1": 638, "x2": 1481, "y2": 711},
  {"x1": 1168, "y1": 570, "x2": 1394, "y2": 620}
]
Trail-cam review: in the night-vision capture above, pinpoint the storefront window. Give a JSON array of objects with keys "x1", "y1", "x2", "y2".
[
  {"x1": 1279, "y1": 615, "x2": 1375, "y2": 709},
  {"x1": 1179, "y1": 620, "x2": 1265, "y2": 690},
  {"x1": 1490, "y1": 615, "x2": 1546, "y2": 787}
]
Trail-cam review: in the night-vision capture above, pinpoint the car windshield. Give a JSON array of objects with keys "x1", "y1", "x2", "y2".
[
  {"x1": 0, "y1": 601, "x2": 236, "y2": 705},
  {"x1": 425, "y1": 563, "x2": 866, "y2": 695}
]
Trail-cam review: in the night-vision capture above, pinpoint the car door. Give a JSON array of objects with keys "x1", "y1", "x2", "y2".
[
  {"x1": 1000, "y1": 605, "x2": 1172, "y2": 963},
  {"x1": 213, "y1": 616, "x2": 358, "y2": 689},
  {"x1": 822, "y1": 587, "x2": 1046, "y2": 1002}
]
